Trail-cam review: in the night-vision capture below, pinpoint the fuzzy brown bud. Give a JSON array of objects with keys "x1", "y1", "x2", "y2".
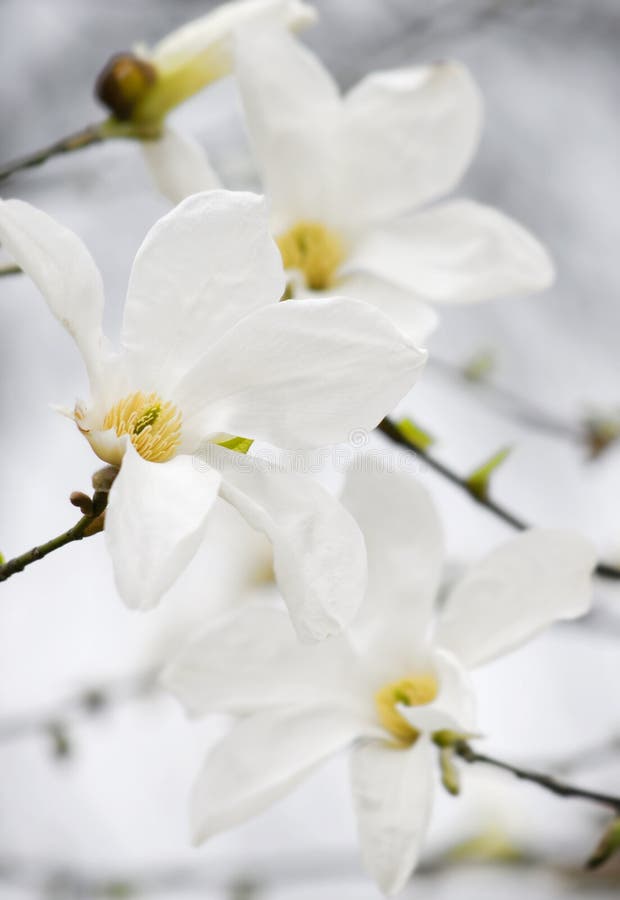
[{"x1": 95, "y1": 52, "x2": 157, "y2": 120}]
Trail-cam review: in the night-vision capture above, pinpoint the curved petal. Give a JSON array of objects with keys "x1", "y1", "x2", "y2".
[
  {"x1": 121, "y1": 190, "x2": 285, "y2": 389},
  {"x1": 0, "y1": 199, "x2": 106, "y2": 390},
  {"x1": 234, "y1": 26, "x2": 343, "y2": 230},
  {"x1": 105, "y1": 444, "x2": 220, "y2": 610},
  {"x1": 141, "y1": 127, "x2": 221, "y2": 205},
  {"x1": 175, "y1": 297, "x2": 426, "y2": 448},
  {"x1": 191, "y1": 707, "x2": 365, "y2": 843},
  {"x1": 398, "y1": 649, "x2": 477, "y2": 736},
  {"x1": 435, "y1": 529, "x2": 596, "y2": 669},
  {"x1": 341, "y1": 62, "x2": 482, "y2": 228},
  {"x1": 350, "y1": 736, "x2": 435, "y2": 896},
  {"x1": 332, "y1": 272, "x2": 439, "y2": 345},
  {"x1": 162, "y1": 605, "x2": 372, "y2": 716},
  {"x1": 151, "y1": 0, "x2": 316, "y2": 71},
  {"x1": 341, "y1": 464, "x2": 443, "y2": 647},
  {"x1": 349, "y1": 200, "x2": 555, "y2": 304},
  {"x1": 206, "y1": 445, "x2": 368, "y2": 642}
]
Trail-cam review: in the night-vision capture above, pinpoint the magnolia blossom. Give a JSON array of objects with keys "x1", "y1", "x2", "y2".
[
  {"x1": 96, "y1": 0, "x2": 316, "y2": 201},
  {"x1": 0, "y1": 192, "x2": 425, "y2": 640},
  {"x1": 169, "y1": 26, "x2": 552, "y2": 343},
  {"x1": 163, "y1": 465, "x2": 595, "y2": 895}
]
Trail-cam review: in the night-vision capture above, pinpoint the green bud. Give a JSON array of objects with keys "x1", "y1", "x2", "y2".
[
  {"x1": 587, "y1": 817, "x2": 620, "y2": 870},
  {"x1": 397, "y1": 417, "x2": 435, "y2": 451},
  {"x1": 463, "y1": 349, "x2": 495, "y2": 382},
  {"x1": 439, "y1": 746, "x2": 460, "y2": 796},
  {"x1": 466, "y1": 446, "x2": 512, "y2": 501}
]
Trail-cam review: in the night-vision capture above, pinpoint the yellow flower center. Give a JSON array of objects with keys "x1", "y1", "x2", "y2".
[
  {"x1": 276, "y1": 221, "x2": 345, "y2": 291},
  {"x1": 375, "y1": 673, "x2": 439, "y2": 747},
  {"x1": 103, "y1": 391, "x2": 182, "y2": 462}
]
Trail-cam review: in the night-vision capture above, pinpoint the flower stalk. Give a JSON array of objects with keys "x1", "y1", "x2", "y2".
[
  {"x1": 377, "y1": 417, "x2": 620, "y2": 581},
  {"x1": 0, "y1": 476, "x2": 112, "y2": 583},
  {"x1": 454, "y1": 739, "x2": 620, "y2": 814}
]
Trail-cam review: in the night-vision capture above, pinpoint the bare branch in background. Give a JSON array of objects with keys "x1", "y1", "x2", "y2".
[{"x1": 377, "y1": 418, "x2": 620, "y2": 581}]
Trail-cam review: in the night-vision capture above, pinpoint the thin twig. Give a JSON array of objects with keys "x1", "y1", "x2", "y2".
[
  {"x1": 0, "y1": 123, "x2": 106, "y2": 183},
  {"x1": 0, "y1": 480, "x2": 111, "y2": 583},
  {"x1": 429, "y1": 355, "x2": 582, "y2": 443},
  {"x1": 0, "y1": 515, "x2": 100, "y2": 582},
  {"x1": 0, "y1": 264, "x2": 20, "y2": 277},
  {"x1": 377, "y1": 417, "x2": 620, "y2": 581},
  {"x1": 455, "y1": 740, "x2": 620, "y2": 814}
]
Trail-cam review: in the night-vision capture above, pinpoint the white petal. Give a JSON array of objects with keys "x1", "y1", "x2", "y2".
[
  {"x1": 349, "y1": 200, "x2": 555, "y2": 304},
  {"x1": 105, "y1": 444, "x2": 220, "y2": 610},
  {"x1": 341, "y1": 62, "x2": 482, "y2": 227},
  {"x1": 332, "y1": 272, "x2": 439, "y2": 345},
  {"x1": 350, "y1": 736, "x2": 435, "y2": 895},
  {"x1": 176, "y1": 297, "x2": 426, "y2": 448},
  {"x1": 152, "y1": 0, "x2": 316, "y2": 72},
  {"x1": 398, "y1": 649, "x2": 477, "y2": 736},
  {"x1": 207, "y1": 446, "x2": 368, "y2": 642},
  {"x1": 341, "y1": 465, "x2": 443, "y2": 647},
  {"x1": 121, "y1": 190, "x2": 284, "y2": 388},
  {"x1": 0, "y1": 199, "x2": 106, "y2": 389},
  {"x1": 192, "y1": 706, "x2": 364, "y2": 843},
  {"x1": 162, "y1": 605, "x2": 372, "y2": 715},
  {"x1": 435, "y1": 529, "x2": 596, "y2": 669},
  {"x1": 141, "y1": 127, "x2": 221, "y2": 205},
  {"x1": 234, "y1": 26, "x2": 342, "y2": 230}
]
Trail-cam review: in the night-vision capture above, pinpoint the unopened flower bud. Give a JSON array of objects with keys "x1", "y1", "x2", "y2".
[
  {"x1": 70, "y1": 491, "x2": 94, "y2": 516},
  {"x1": 92, "y1": 465, "x2": 119, "y2": 493},
  {"x1": 95, "y1": 52, "x2": 157, "y2": 121}
]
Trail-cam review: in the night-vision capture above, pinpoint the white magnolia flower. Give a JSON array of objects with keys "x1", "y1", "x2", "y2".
[
  {"x1": 224, "y1": 27, "x2": 553, "y2": 343},
  {"x1": 163, "y1": 465, "x2": 595, "y2": 895},
  {"x1": 96, "y1": 0, "x2": 316, "y2": 201},
  {"x1": 0, "y1": 192, "x2": 425, "y2": 640}
]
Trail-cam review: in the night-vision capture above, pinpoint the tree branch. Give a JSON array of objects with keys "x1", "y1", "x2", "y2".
[
  {"x1": 377, "y1": 417, "x2": 620, "y2": 581},
  {"x1": 0, "y1": 123, "x2": 107, "y2": 183},
  {"x1": 455, "y1": 740, "x2": 620, "y2": 813},
  {"x1": 0, "y1": 263, "x2": 21, "y2": 277},
  {"x1": 0, "y1": 474, "x2": 114, "y2": 583}
]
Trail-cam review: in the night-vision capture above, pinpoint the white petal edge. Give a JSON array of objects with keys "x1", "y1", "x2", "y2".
[
  {"x1": 206, "y1": 445, "x2": 368, "y2": 642},
  {"x1": 332, "y1": 271, "x2": 439, "y2": 346},
  {"x1": 141, "y1": 127, "x2": 221, "y2": 205},
  {"x1": 152, "y1": 0, "x2": 317, "y2": 71},
  {"x1": 121, "y1": 190, "x2": 285, "y2": 390},
  {"x1": 350, "y1": 736, "x2": 435, "y2": 896},
  {"x1": 175, "y1": 296, "x2": 426, "y2": 449},
  {"x1": 0, "y1": 199, "x2": 106, "y2": 390},
  {"x1": 435, "y1": 529, "x2": 596, "y2": 669},
  {"x1": 191, "y1": 706, "x2": 365, "y2": 843},
  {"x1": 341, "y1": 62, "x2": 483, "y2": 227},
  {"x1": 348, "y1": 199, "x2": 555, "y2": 304},
  {"x1": 105, "y1": 444, "x2": 221, "y2": 610},
  {"x1": 162, "y1": 604, "x2": 372, "y2": 715},
  {"x1": 341, "y1": 463, "x2": 444, "y2": 647},
  {"x1": 233, "y1": 24, "x2": 342, "y2": 230}
]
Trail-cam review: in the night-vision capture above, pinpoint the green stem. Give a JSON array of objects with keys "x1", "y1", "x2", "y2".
[
  {"x1": 455, "y1": 740, "x2": 620, "y2": 813},
  {"x1": 0, "y1": 119, "x2": 160, "y2": 184},
  {"x1": 0, "y1": 123, "x2": 106, "y2": 183},
  {"x1": 377, "y1": 417, "x2": 620, "y2": 581},
  {"x1": 0, "y1": 510, "x2": 104, "y2": 582},
  {"x1": 0, "y1": 264, "x2": 21, "y2": 277}
]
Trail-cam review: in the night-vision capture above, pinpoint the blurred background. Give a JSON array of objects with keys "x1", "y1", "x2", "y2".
[{"x1": 1, "y1": 0, "x2": 620, "y2": 897}]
